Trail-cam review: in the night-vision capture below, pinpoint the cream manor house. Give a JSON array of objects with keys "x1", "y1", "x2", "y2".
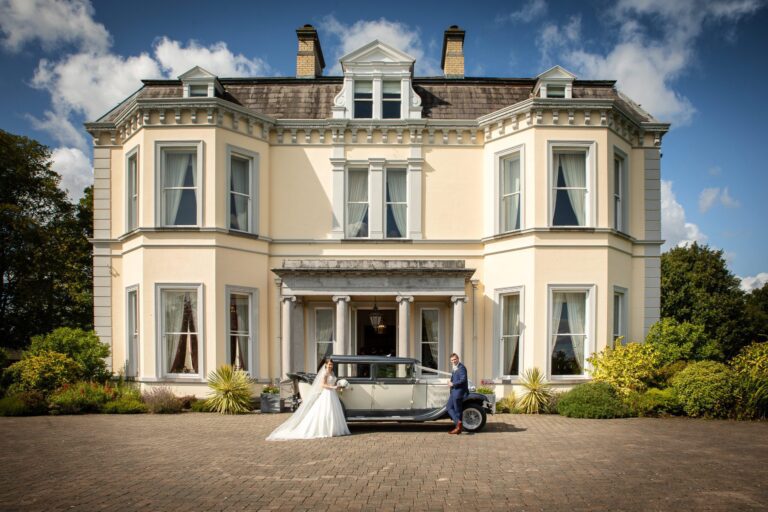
[{"x1": 85, "y1": 25, "x2": 668, "y2": 395}]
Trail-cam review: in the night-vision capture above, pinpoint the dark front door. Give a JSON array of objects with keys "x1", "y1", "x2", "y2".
[{"x1": 356, "y1": 308, "x2": 396, "y2": 357}]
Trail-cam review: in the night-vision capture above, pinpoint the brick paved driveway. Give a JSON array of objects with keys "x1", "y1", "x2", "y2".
[{"x1": 1, "y1": 414, "x2": 766, "y2": 511}]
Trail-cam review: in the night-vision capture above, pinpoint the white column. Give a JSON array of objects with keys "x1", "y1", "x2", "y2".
[
  {"x1": 332, "y1": 295, "x2": 350, "y2": 355},
  {"x1": 280, "y1": 296, "x2": 296, "y2": 380},
  {"x1": 451, "y1": 295, "x2": 467, "y2": 359},
  {"x1": 369, "y1": 158, "x2": 385, "y2": 239},
  {"x1": 396, "y1": 295, "x2": 414, "y2": 357}
]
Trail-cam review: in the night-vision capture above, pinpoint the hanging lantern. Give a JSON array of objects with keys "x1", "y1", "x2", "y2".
[{"x1": 369, "y1": 298, "x2": 383, "y2": 331}]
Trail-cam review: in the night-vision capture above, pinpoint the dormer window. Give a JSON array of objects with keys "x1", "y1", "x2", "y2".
[
  {"x1": 546, "y1": 85, "x2": 566, "y2": 99},
  {"x1": 534, "y1": 65, "x2": 576, "y2": 100},
  {"x1": 382, "y1": 81, "x2": 401, "y2": 119},
  {"x1": 333, "y1": 40, "x2": 422, "y2": 120},
  {"x1": 189, "y1": 84, "x2": 209, "y2": 97},
  {"x1": 178, "y1": 66, "x2": 222, "y2": 99},
  {"x1": 354, "y1": 81, "x2": 373, "y2": 119}
]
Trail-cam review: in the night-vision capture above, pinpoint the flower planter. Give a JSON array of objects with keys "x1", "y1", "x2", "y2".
[{"x1": 260, "y1": 393, "x2": 281, "y2": 413}]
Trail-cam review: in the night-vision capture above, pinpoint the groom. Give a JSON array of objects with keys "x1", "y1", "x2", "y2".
[{"x1": 446, "y1": 353, "x2": 468, "y2": 435}]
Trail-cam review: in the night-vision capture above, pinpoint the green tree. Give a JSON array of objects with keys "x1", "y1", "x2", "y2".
[
  {"x1": 661, "y1": 243, "x2": 749, "y2": 358},
  {"x1": 0, "y1": 129, "x2": 93, "y2": 348},
  {"x1": 645, "y1": 318, "x2": 722, "y2": 363},
  {"x1": 745, "y1": 284, "x2": 768, "y2": 343}
]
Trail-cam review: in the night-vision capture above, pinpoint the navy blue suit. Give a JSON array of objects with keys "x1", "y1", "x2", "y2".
[{"x1": 446, "y1": 362, "x2": 468, "y2": 424}]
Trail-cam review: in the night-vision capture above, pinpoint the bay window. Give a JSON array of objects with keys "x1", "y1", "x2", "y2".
[
  {"x1": 126, "y1": 287, "x2": 139, "y2": 377},
  {"x1": 227, "y1": 146, "x2": 258, "y2": 234},
  {"x1": 156, "y1": 142, "x2": 203, "y2": 227},
  {"x1": 501, "y1": 293, "x2": 521, "y2": 376},
  {"x1": 126, "y1": 149, "x2": 138, "y2": 232},
  {"x1": 228, "y1": 291, "x2": 252, "y2": 372},
  {"x1": 550, "y1": 288, "x2": 591, "y2": 377},
  {"x1": 549, "y1": 142, "x2": 595, "y2": 228},
  {"x1": 159, "y1": 285, "x2": 202, "y2": 377},
  {"x1": 614, "y1": 151, "x2": 628, "y2": 233},
  {"x1": 501, "y1": 153, "x2": 521, "y2": 232}
]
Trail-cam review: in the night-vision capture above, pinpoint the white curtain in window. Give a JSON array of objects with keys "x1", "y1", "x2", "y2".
[
  {"x1": 503, "y1": 295, "x2": 520, "y2": 374},
  {"x1": 347, "y1": 171, "x2": 368, "y2": 236},
  {"x1": 230, "y1": 157, "x2": 249, "y2": 231},
  {"x1": 551, "y1": 292, "x2": 565, "y2": 360},
  {"x1": 565, "y1": 292, "x2": 586, "y2": 372},
  {"x1": 231, "y1": 295, "x2": 249, "y2": 370},
  {"x1": 164, "y1": 152, "x2": 195, "y2": 225},
  {"x1": 164, "y1": 291, "x2": 185, "y2": 372},
  {"x1": 387, "y1": 170, "x2": 407, "y2": 237},
  {"x1": 316, "y1": 310, "x2": 333, "y2": 342},
  {"x1": 559, "y1": 154, "x2": 586, "y2": 225},
  {"x1": 502, "y1": 158, "x2": 520, "y2": 230}
]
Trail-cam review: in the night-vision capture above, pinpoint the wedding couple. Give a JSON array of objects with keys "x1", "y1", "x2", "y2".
[{"x1": 266, "y1": 353, "x2": 469, "y2": 440}]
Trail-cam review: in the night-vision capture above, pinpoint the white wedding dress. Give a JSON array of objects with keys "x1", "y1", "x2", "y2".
[{"x1": 266, "y1": 367, "x2": 350, "y2": 441}]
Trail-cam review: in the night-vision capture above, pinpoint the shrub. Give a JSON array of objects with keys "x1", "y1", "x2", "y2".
[
  {"x1": 628, "y1": 388, "x2": 682, "y2": 417},
  {"x1": 543, "y1": 391, "x2": 563, "y2": 414},
  {"x1": 517, "y1": 368, "x2": 552, "y2": 414},
  {"x1": 588, "y1": 342, "x2": 662, "y2": 396},
  {"x1": 495, "y1": 392, "x2": 516, "y2": 413},
  {"x1": 48, "y1": 381, "x2": 117, "y2": 414},
  {"x1": 0, "y1": 391, "x2": 48, "y2": 416},
  {"x1": 646, "y1": 318, "x2": 722, "y2": 364},
  {"x1": 190, "y1": 398, "x2": 213, "y2": 412},
  {"x1": 206, "y1": 365, "x2": 253, "y2": 414},
  {"x1": 5, "y1": 351, "x2": 81, "y2": 394},
  {"x1": 142, "y1": 387, "x2": 183, "y2": 414},
  {"x1": 103, "y1": 396, "x2": 147, "y2": 414},
  {"x1": 557, "y1": 382, "x2": 630, "y2": 419},
  {"x1": 475, "y1": 386, "x2": 495, "y2": 395},
  {"x1": 730, "y1": 342, "x2": 768, "y2": 420},
  {"x1": 261, "y1": 385, "x2": 280, "y2": 395},
  {"x1": 652, "y1": 360, "x2": 689, "y2": 388},
  {"x1": 28, "y1": 328, "x2": 111, "y2": 381},
  {"x1": 671, "y1": 361, "x2": 736, "y2": 418}
]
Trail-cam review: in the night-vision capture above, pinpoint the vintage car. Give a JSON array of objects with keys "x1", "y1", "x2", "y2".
[{"x1": 287, "y1": 355, "x2": 493, "y2": 432}]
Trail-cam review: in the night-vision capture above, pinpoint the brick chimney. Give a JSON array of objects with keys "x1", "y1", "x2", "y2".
[
  {"x1": 296, "y1": 24, "x2": 325, "y2": 79},
  {"x1": 441, "y1": 25, "x2": 465, "y2": 78}
]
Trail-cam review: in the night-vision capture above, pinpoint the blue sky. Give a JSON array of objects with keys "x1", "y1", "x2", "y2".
[{"x1": 1, "y1": 0, "x2": 766, "y2": 288}]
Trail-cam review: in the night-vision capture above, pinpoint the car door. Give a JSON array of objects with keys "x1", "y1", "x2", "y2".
[
  {"x1": 335, "y1": 362, "x2": 373, "y2": 417},
  {"x1": 371, "y1": 363, "x2": 416, "y2": 416}
]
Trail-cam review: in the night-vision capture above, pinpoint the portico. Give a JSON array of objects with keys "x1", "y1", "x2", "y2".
[{"x1": 272, "y1": 260, "x2": 476, "y2": 378}]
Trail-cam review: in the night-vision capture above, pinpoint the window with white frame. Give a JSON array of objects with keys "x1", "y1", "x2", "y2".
[
  {"x1": 501, "y1": 293, "x2": 521, "y2": 376},
  {"x1": 550, "y1": 289, "x2": 589, "y2": 376},
  {"x1": 228, "y1": 291, "x2": 252, "y2": 372},
  {"x1": 546, "y1": 85, "x2": 566, "y2": 98},
  {"x1": 501, "y1": 153, "x2": 521, "y2": 232},
  {"x1": 552, "y1": 149, "x2": 588, "y2": 226},
  {"x1": 420, "y1": 309, "x2": 440, "y2": 370},
  {"x1": 613, "y1": 289, "x2": 626, "y2": 346},
  {"x1": 158, "y1": 143, "x2": 202, "y2": 227},
  {"x1": 346, "y1": 169, "x2": 369, "y2": 237},
  {"x1": 126, "y1": 287, "x2": 139, "y2": 377},
  {"x1": 613, "y1": 153, "x2": 628, "y2": 233},
  {"x1": 126, "y1": 150, "x2": 138, "y2": 232},
  {"x1": 160, "y1": 287, "x2": 201, "y2": 376},
  {"x1": 353, "y1": 81, "x2": 373, "y2": 119},
  {"x1": 228, "y1": 148, "x2": 257, "y2": 233},
  {"x1": 314, "y1": 308, "x2": 334, "y2": 369},
  {"x1": 189, "y1": 84, "x2": 208, "y2": 97},
  {"x1": 382, "y1": 81, "x2": 401, "y2": 119},
  {"x1": 385, "y1": 169, "x2": 407, "y2": 238}
]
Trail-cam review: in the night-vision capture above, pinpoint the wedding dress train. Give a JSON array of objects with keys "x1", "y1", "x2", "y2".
[{"x1": 266, "y1": 367, "x2": 350, "y2": 441}]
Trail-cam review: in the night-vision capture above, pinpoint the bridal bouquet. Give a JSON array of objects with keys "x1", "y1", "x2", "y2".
[{"x1": 337, "y1": 379, "x2": 349, "y2": 394}]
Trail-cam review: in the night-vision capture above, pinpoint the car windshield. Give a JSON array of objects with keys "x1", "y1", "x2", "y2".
[{"x1": 374, "y1": 363, "x2": 414, "y2": 379}]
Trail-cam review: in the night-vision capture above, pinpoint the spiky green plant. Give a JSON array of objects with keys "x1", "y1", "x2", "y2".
[
  {"x1": 517, "y1": 367, "x2": 553, "y2": 414},
  {"x1": 205, "y1": 365, "x2": 253, "y2": 414}
]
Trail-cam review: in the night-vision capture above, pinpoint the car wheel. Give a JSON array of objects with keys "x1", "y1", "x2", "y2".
[{"x1": 462, "y1": 404, "x2": 486, "y2": 432}]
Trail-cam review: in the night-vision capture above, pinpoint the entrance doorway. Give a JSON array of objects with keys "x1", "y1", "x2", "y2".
[{"x1": 355, "y1": 308, "x2": 396, "y2": 356}]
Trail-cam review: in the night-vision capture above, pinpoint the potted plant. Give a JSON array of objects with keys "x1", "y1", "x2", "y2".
[
  {"x1": 260, "y1": 384, "x2": 281, "y2": 413},
  {"x1": 475, "y1": 386, "x2": 497, "y2": 412}
]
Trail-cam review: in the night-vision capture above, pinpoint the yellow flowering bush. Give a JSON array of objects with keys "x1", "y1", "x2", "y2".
[{"x1": 587, "y1": 342, "x2": 662, "y2": 396}]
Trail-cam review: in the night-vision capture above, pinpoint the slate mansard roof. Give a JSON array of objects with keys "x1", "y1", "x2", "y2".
[{"x1": 95, "y1": 75, "x2": 655, "y2": 124}]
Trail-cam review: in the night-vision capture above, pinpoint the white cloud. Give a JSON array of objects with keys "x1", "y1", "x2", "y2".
[
  {"x1": 708, "y1": 166, "x2": 722, "y2": 176},
  {"x1": 534, "y1": 0, "x2": 763, "y2": 125},
  {"x1": 153, "y1": 37, "x2": 270, "y2": 78},
  {"x1": 499, "y1": 0, "x2": 548, "y2": 23},
  {"x1": 50, "y1": 146, "x2": 92, "y2": 201},
  {"x1": 0, "y1": 0, "x2": 110, "y2": 52},
  {"x1": 538, "y1": 15, "x2": 581, "y2": 65},
  {"x1": 320, "y1": 16, "x2": 440, "y2": 76},
  {"x1": 26, "y1": 110, "x2": 87, "y2": 151},
  {"x1": 699, "y1": 187, "x2": 720, "y2": 213},
  {"x1": 719, "y1": 187, "x2": 741, "y2": 208},
  {"x1": 740, "y1": 272, "x2": 768, "y2": 292},
  {"x1": 662, "y1": 180, "x2": 708, "y2": 250}
]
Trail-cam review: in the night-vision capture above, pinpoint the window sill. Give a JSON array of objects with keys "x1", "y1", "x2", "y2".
[
  {"x1": 342, "y1": 238, "x2": 413, "y2": 243},
  {"x1": 137, "y1": 376, "x2": 207, "y2": 384}
]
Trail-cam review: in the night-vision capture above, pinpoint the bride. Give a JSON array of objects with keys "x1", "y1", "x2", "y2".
[{"x1": 266, "y1": 358, "x2": 350, "y2": 440}]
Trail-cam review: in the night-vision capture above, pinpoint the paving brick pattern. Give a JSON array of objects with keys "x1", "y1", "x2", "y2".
[{"x1": 1, "y1": 414, "x2": 766, "y2": 511}]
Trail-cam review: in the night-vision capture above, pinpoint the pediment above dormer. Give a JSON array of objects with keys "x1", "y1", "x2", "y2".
[
  {"x1": 536, "y1": 65, "x2": 577, "y2": 81},
  {"x1": 534, "y1": 65, "x2": 577, "y2": 99},
  {"x1": 340, "y1": 40, "x2": 416, "y2": 72}
]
